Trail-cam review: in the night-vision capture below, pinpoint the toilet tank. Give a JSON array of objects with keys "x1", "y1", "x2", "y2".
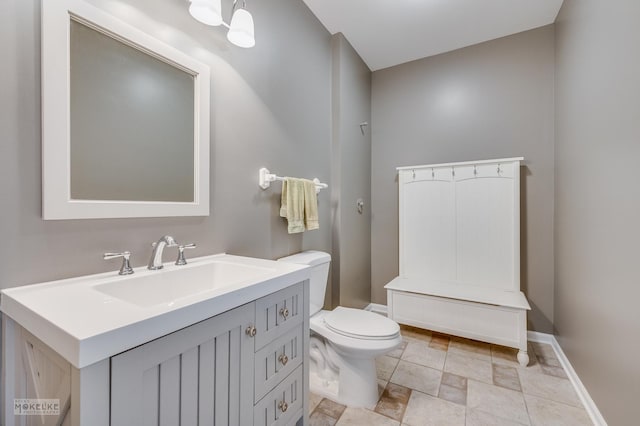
[{"x1": 277, "y1": 251, "x2": 331, "y2": 316}]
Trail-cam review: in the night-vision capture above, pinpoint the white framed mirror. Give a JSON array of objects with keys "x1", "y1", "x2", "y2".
[{"x1": 42, "y1": 0, "x2": 210, "y2": 219}]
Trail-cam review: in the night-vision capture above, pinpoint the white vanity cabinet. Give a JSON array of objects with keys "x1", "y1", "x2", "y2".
[{"x1": 2, "y1": 278, "x2": 309, "y2": 426}]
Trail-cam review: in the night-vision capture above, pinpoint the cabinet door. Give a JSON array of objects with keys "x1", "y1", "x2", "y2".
[{"x1": 111, "y1": 303, "x2": 255, "y2": 426}]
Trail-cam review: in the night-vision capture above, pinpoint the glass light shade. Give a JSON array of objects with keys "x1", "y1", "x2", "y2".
[
  {"x1": 227, "y1": 8, "x2": 255, "y2": 48},
  {"x1": 189, "y1": 0, "x2": 223, "y2": 27}
]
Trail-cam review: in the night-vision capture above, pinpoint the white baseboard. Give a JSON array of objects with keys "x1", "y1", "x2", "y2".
[
  {"x1": 529, "y1": 331, "x2": 607, "y2": 426},
  {"x1": 364, "y1": 303, "x2": 387, "y2": 315},
  {"x1": 526, "y1": 330, "x2": 556, "y2": 344},
  {"x1": 366, "y1": 305, "x2": 606, "y2": 426}
]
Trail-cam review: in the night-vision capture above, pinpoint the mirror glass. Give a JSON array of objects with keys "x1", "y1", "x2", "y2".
[
  {"x1": 69, "y1": 19, "x2": 195, "y2": 202},
  {"x1": 41, "y1": 0, "x2": 210, "y2": 220}
]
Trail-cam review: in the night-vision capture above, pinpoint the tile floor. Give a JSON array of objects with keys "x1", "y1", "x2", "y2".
[{"x1": 309, "y1": 326, "x2": 593, "y2": 426}]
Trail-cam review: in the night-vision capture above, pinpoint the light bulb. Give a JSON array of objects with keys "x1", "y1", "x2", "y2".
[
  {"x1": 227, "y1": 8, "x2": 255, "y2": 48},
  {"x1": 189, "y1": 0, "x2": 223, "y2": 27}
]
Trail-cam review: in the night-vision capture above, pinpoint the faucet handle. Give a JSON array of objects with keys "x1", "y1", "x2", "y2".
[
  {"x1": 104, "y1": 251, "x2": 134, "y2": 275},
  {"x1": 175, "y1": 243, "x2": 196, "y2": 265}
]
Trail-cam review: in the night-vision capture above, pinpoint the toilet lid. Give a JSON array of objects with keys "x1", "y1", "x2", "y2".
[{"x1": 324, "y1": 307, "x2": 400, "y2": 340}]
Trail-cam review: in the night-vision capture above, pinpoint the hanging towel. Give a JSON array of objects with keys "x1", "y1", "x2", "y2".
[
  {"x1": 303, "y1": 179, "x2": 319, "y2": 231},
  {"x1": 280, "y1": 177, "x2": 306, "y2": 234}
]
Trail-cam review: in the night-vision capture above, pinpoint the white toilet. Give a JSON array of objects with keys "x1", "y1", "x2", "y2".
[{"x1": 278, "y1": 250, "x2": 402, "y2": 408}]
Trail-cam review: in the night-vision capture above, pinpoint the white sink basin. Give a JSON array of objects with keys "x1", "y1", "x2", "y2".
[
  {"x1": 94, "y1": 260, "x2": 274, "y2": 307},
  {"x1": 0, "y1": 253, "x2": 309, "y2": 368}
]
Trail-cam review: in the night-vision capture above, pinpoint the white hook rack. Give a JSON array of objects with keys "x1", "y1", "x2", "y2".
[{"x1": 259, "y1": 168, "x2": 328, "y2": 194}]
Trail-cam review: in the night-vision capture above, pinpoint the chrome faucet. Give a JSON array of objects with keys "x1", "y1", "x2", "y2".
[{"x1": 148, "y1": 235, "x2": 178, "y2": 270}]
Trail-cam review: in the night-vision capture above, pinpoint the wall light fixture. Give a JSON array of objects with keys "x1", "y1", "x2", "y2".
[{"x1": 189, "y1": 0, "x2": 255, "y2": 48}]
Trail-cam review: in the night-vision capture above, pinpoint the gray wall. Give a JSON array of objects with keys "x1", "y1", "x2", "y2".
[
  {"x1": 554, "y1": 1, "x2": 640, "y2": 423},
  {"x1": 0, "y1": 0, "x2": 332, "y2": 290},
  {"x1": 371, "y1": 26, "x2": 556, "y2": 333},
  {"x1": 330, "y1": 34, "x2": 372, "y2": 309}
]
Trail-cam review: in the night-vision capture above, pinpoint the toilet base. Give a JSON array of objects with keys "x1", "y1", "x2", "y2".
[{"x1": 309, "y1": 347, "x2": 384, "y2": 409}]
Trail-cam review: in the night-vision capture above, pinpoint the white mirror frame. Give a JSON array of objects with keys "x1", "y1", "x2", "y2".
[{"x1": 42, "y1": 0, "x2": 210, "y2": 220}]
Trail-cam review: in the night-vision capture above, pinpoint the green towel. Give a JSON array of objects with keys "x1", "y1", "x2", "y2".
[
  {"x1": 280, "y1": 178, "x2": 306, "y2": 233},
  {"x1": 303, "y1": 179, "x2": 319, "y2": 231},
  {"x1": 280, "y1": 177, "x2": 319, "y2": 233}
]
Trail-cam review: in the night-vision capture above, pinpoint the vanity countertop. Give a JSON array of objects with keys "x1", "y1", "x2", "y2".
[{"x1": 0, "y1": 254, "x2": 309, "y2": 368}]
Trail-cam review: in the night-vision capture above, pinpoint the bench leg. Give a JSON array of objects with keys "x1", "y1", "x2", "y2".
[{"x1": 517, "y1": 350, "x2": 529, "y2": 366}]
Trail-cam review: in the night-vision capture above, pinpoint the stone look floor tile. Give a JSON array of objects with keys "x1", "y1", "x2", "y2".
[
  {"x1": 402, "y1": 391, "x2": 465, "y2": 426},
  {"x1": 523, "y1": 343, "x2": 544, "y2": 372},
  {"x1": 466, "y1": 408, "x2": 529, "y2": 426},
  {"x1": 524, "y1": 394, "x2": 592, "y2": 426},
  {"x1": 378, "y1": 379, "x2": 389, "y2": 398},
  {"x1": 377, "y1": 355, "x2": 400, "y2": 381},
  {"x1": 441, "y1": 372, "x2": 467, "y2": 389},
  {"x1": 536, "y1": 354, "x2": 562, "y2": 368},
  {"x1": 428, "y1": 333, "x2": 450, "y2": 351},
  {"x1": 374, "y1": 383, "x2": 412, "y2": 421},
  {"x1": 336, "y1": 407, "x2": 400, "y2": 426},
  {"x1": 400, "y1": 325, "x2": 432, "y2": 342},
  {"x1": 444, "y1": 352, "x2": 493, "y2": 384},
  {"x1": 387, "y1": 340, "x2": 408, "y2": 358},
  {"x1": 311, "y1": 333, "x2": 582, "y2": 426},
  {"x1": 438, "y1": 372, "x2": 467, "y2": 405},
  {"x1": 438, "y1": 384, "x2": 467, "y2": 406},
  {"x1": 518, "y1": 368, "x2": 582, "y2": 408},
  {"x1": 390, "y1": 360, "x2": 442, "y2": 396},
  {"x1": 448, "y1": 337, "x2": 492, "y2": 362},
  {"x1": 493, "y1": 364, "x2": 522, "y2": 391},
  {"x1": 491, "y1": 345, "x2": 520, "y2": 366},
  {"x1": 401, "y1": 340, "x2": 447, "y2": 370},
  {"x1": 438, "y1": 373, "x2": 467, "y2": 405},
  {"x1": 310, "y1": 410, "x2": 338, "y2": 426},
  {"x1": 314, "y1": 398, "x2": 347, "y2": 419},
  {"x1": 530, "y1": 343, "x2": 561, "y2": 367},
  {"x1": 310, "y1": 392, "x2": 323, "y2": 413},
  {"x1": 540, "y1": 365, "x2": 569, "y2": 379},
  {"x1": 467, "y1": 380, "x2": 531, "y2": 425}
]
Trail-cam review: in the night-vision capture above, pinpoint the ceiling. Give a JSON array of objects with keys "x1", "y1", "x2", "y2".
[{"x1": 302, "y1": 0, "x2": 563, "y2": 71}]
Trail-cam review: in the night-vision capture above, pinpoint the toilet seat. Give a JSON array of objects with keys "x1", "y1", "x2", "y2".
[{"x1": 324, "y1": 307, "x2": 400, "y2": 340}]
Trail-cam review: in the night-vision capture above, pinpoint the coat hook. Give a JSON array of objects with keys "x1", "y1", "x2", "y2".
[{"x1": 359, "y1": 121, "x2": 368, "y2": 135}]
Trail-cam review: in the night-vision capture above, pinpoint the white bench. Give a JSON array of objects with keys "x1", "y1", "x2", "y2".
[
  {"x1": 386, "y1": 158, "x2": 531, "y2": 365},
  {"x1": 385, "y1": 277, "x2": 530, "y2": 365}
]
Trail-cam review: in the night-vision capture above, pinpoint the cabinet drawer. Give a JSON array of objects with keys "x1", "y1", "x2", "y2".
[
  {"x1": 254, "y1": 365, "x2": 303, "y2": 426},
  {"x1": 255, "y1": 324, "x2": 303, "y2": 402},
  {"x1": 255, "y1": 282, "x2": 303, "y2": 349}
]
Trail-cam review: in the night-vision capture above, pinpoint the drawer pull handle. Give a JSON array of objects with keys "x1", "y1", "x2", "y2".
[
  {"x1": 278, "y1": 400, "x2": 288, "y2": 413},
  {"x1": 245, "y1": 326, "x2": 257, "y2": 337},
  {"x1": 278, "y1": 353, "x2": 289, "y2": 366},
  {"x1": 280, "y1": 307, "x2": 289, "y2": 319}
]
